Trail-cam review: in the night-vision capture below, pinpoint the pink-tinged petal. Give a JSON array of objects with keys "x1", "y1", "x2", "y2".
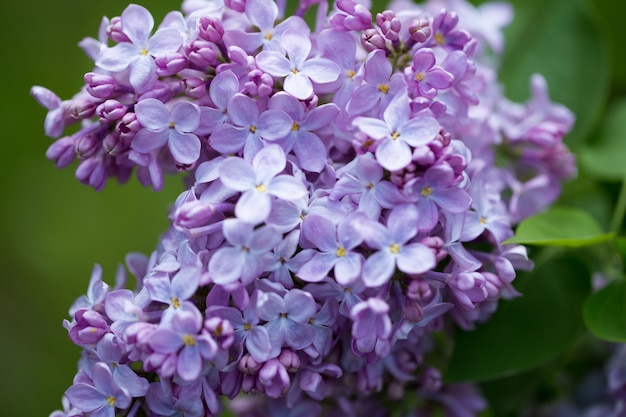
[
  {"x1": 412, "y1": 48, "x2": 436, "y2": 72},
  {"x1": 347, "y1": 84, "x2": 380, "y2": 116},
  {"x1": 148, "y1": 28, "x2": 183, "y2": 55},
  {"x1": 222, "y1": 219, "x2": 252, "y2": 246},
  {"x1": 246, "y1": 0, "x2": 278, "y2": 30},
  {"x1": 425, "y1": 68, "x2": 454, "y2": 89},
  {"x1": 387, "y1": 204, "x2": 419, "y2": 243},
  {"x1": 171, "y1": 101, "x2": 200, "y2": 132},
  {"x1": 149, "y1": 328, "x2": 183, "y2": 353},
  {"x1": 362, "y1": 250, "x2": 395, "y2": 287},
  {"x1": 284, "y1": 320, "x2": 315, "y2": 350},
  {"x1": 383, "y1": 89, "x2": 410, "y2": 129},
  {"x1": 301, "y1": 58, "x2": 340, "y2": 84},
  {"x1": 236, "y1": 190, "x2": 271, "y2": 224},
  {"x1": 268, "y1": 175, "x2": 307, "y2": 201},
  {"x1": 210, "y1": 123, "x2": 249, "y2": 154},
  {"x1": 177, "y1": 346, "x2": 202, "y2": 381},
  {"x1": 210, "y1": 70, "x2": 240, "y2": 109},
  {"x1": 286, "y1": 289, "x2": 316, "y2": 321},
  {"x1": 219, "y1": 157, "x2": 256, "y2": 191},
  {"x1": 257, "y1": 110, "x2": 292, "y2": 141},
  {"x1": 432, "y1": 188, "x2": 472, "y2": 213},
  {"x1": 227, "y1": 94, "x2": 258, "y2": 127},
  {"x1": 300, "y1": 103, "x2": 339, "y2": 131},
  {"x1": 302, "y1": 215, "x2": 337, "y2": 251},
  {"x1": 121, "y1": 4, "x2": 154, "y2": 45},
  {"x1": 375, "y1": 138, "x2": 412, "y2": 171},
  {"x1": 65, "y1": 383, "x2": 104, "y2": 412},
  {"x1": 131, "y1": 129, "x2": 169, "y2": 153},
  {"x1": 168, "y1": 131, "x2": 201, "y2": 164},
  {"x1": 135, "y1": 98, "x2": 168, "y2": 130},
  {"x1": 400, "y1": 116, "x2": 439, "y2": 147},
  {"x1": 352, "y1": 116, "x2": 390, "y2": 140},
  {"x1": 284, "y1": 72, "x2": 313, "y2": 100},
  {"x1": 252, "y1": 144, "x2": 285, "y2": 181},
  {"x1": 364, "y1": 50, "x2": 392, "y2": 84},
  {"x1": 297, "y1": 252, "x2": 337, "y2": 282},
  {"x1": 96, "y1": 43, "x2": 138, "y2": 72},
  {"x1": 247, "y1": 326, "x2": 272, "y2": 362},
  {"x1": 293, "y1": 131, "x2": 327, "y2": 173},
  {"x1": 256, "y1": 50, "x2": 292, "y2": 77},
  {"x1": 129, "y1": 55, "x2": 157, "y2": 92},
  {"x1": 210, "y1": 247, "x2": 245, "y2": 285},
  {"x1": 334, "y1": 253, "x2": 362, "y2": 286},
  {"x1": 281, "y1": 29, "x2": 311, "y2": 69},
  {"x1": 397, "y1": 243, "x2": 435, "y2": 275}
]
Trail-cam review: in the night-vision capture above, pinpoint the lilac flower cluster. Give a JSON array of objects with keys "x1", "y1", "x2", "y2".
[{"x1": 35, "y1": 0, "x2": 575, "y2": 415}]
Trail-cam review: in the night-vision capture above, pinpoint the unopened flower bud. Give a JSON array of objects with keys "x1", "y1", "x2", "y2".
[
  {"x1": 84, "y1": 72, "x2": 116, "y2": 99},
  {"x1": 198, "y1": 16, "x2": 224, "y2": 43}
]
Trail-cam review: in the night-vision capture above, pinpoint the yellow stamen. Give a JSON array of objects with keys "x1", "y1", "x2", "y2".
[
  {"x1": 336, "y1": 247, "x2": 346, "y2": 257},
  {"x1": 378, "y1": 84, "x2": 389, "y2": 94},
  {"x1": 415, "y1": 72, "x2": 425, "y2": 82},
  {"x1": 291, "y1": 68, "x2": 299, "y2": 74},
  {"x1": 435, "y1": 32, "x2": 445, "y2": 45},
  {"x1": 256, "y1": 184, "x2": 267, "y2": 192},
  {"x1": 169, "y1": 121, "x2": 176, "y2": 129},
  {"x1": 107, "y1": 396, "x2": 116, "y2": 407},
  {"x1": 244, "y1": 323, "x2": 252, "y2": 331},
  {"x1": 140, "y1": 48, "x2": 149, "y2": 56},
  {"x1": 171, "y1": 297, "x2": 181, "y2": 309},
  {"x1": 292, "y1": 121, "x2": 300, "y2": 131},
  {"x1": 389, "y1": 243, "x2": 401, "y2": 254},
  {"x1": 182, "y1": 334, "x2": 196, "y2": 346},
  {"x1": 479, "y1": 216, "x2": 487, "y2": 225},
  {"x1": 249, "y1": 125, "x2": 257, "y2": 133},
  {"x1": 421, "y1": 187, "x2": 432, "y2": 197},
  {"x1": 264, "y1": 32, "x2": 273, "y2": 41},
  {"x1": 391, "y1": 131, "x2": 400, "y2": 140},
  {"x1": 347, "y1": 69, "x2": 356, "y2": 79}
]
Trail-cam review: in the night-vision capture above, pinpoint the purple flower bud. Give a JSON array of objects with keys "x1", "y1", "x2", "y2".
[
  {"x1": 74, "y1": 133, "x2": 100, "y2": 160},
  {"x1": 185, "y1": 40, "x2": 218, "y2": 68},
  {"x1": 409, "y1": 18, "x2": 431, "y2": 43},
  {"x1": 376, "y1": 10, "x2": 401, "y2": 41},
  {"x1": 224, "y1": 0, "x2": 246, "y2": 12},
  {"x1": 155, "y1": 52, "x2": 188, "y2": 76},
  {"x1": 116, "y1": 112, "x2": 140, "y2": 142},
  {"x1": 258, "y1": 359, "x2": 290, "y2": 398},
  {"x1": 69, "y1": 99, "x2": 97, "y2": 119},
  {"x1": 46, "y1": 136, "x2": 76, "y2": 168},
  {"x1": 181, "y1": 77, "x2": 207, "y2": 99},
  {"x1": 84, "y1": 72, "x2": 117, "y2": 99},
  {"x1": 102, "y1": 133, "x2": 127, "y2": 156},
  {"x1": 278, "y1": 349, "x2": 300, "y2": 372},
  {"x1": 239, "y1": 354, "x2": 262, "y2": 375},
  {"x1": 68, "y1": 309, "x2": 109, "y2": 345},
  {"x1": 198, "y1": 16, "x2": 224, "y2": 43},
  {"x1": 244, "y1": 69, "x2": 274, "y2": 98},
  {"x1": 332, "y1": 0, "x2": 372, "y2": 31},
  {"x1": 106, "y1": 16, "x2": 130, "y2": 43},
  {"x1": 97, "y1": 99, "x2": 127, "y2": 122},
  {"x1": 204, "y1": 316, "x2": 234, "y2": 350},
  {"x1": 76, "y1": 156, "x2": 107, "y2": 190},
  {"x1": 361, "y1": 28, "x2": 387, "y2": 52}
]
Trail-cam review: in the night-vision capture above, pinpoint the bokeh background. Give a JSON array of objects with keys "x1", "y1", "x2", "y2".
[{"x1": 1, "y1": 0, "x2": 625, "y2": 416}]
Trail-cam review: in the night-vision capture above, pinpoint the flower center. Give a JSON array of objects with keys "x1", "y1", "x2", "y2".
[
  {"x1": 435, "y1": 32, "x2": 445, "y2": 45},
  {"x1": 421, "y1": 187, "x2": 432, "y2": 197},
  {"x1": 256, "y1": 184, "x2": 267, "y2": 192},
  {"x1": 389, "y1": 243, "x2": 401, "y2": 254},
  {"x1": 182, "y1": 334, "x2": 196, "y2": 346},
  {"x1": 347, "y1": 69, "x2": 356, "y2": 79},
  {"x1": 378, "y1": 84, "x2": 389, "y2": 94},
  {"x1": 336, "y1": 246, "x2": 346, "y2": 257},
  {"x1": 140, "y1": 48, "x2": 149, "y2": 56},
  {"x1": 292, "y1": 121, "x2": 300, "y2": 131},
  {"x1": 391, "y1": 131, "x2": 400, "y2": 140},
  {"x1": 249, "y1": 125, "x2": 257, "y2": 133},
  {"x1": 171, "y1": 297, "x2": 181, "y2": 309},
  {"x1": 107, "y1": 396, "x2": 116, "y2": 407},
  {"x1": 169, "y1": 121, "x2": 176, "y2": 129},
  {"x1": 479, "y1": 216, "x2": 487, "y2": 225},
  {"x1": 291, "y1": 68, "x2": 299, "y2": 74},
  {"x1": 415, "y1": 72, "x2": 425, "y2": 82},
  {"x1": 264, "y1": 32, "x2": 273, "y2": 41}
]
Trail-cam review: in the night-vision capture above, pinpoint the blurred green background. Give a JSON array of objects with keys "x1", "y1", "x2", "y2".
[{"x1": 1, "y1": 0, "x2": 625, "y2": 416}]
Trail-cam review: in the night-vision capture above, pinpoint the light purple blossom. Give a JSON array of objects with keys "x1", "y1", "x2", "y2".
[
  {"x1": 256, "y1": 29, "x2": 340, "y2": 100},
  {"x1": 131, "y1": 98, "x2": 202, "y2": 165},
  {"x1": 96, "y1": 4, "x2": 183, "y2": 92}
]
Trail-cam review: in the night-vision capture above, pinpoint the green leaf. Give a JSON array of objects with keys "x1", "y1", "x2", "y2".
[
  {"x1": 445, "y1": 255, "x2": 591, "y2": 382},
  {"x1": 504, "y1": 206, "x2": 615, "y2": 247},
  {"x1": 579, "y1": 98, "x2": 626, "y2": 180},
  {"x1": 499, "y1": 0, "x2": 610, "y2": 146},
  {"x1": 584, "y1": 280, "x2": 626, "y2": 342}
]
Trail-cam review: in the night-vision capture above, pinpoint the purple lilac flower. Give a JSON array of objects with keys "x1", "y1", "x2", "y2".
[
  {"x1": 361, "y1": 204, "x2": 437, "y2": 287},
  {"x1": 256, "y1": 29, "x2": 340, "y2": 100},
  {"x1": 96, "y1": 4, "x2": 183, "y2": 93},
  {"x1": 131, "y1": 98, "x2": 202, "y2": 166},
  {"x1": 65, "y1": 362, "x2": 131, "y2": 417},
  {"x1": 353, "y1": 88, "x2": 440, "y2": 171},
  {"x1": 218, "y1": 144, "x2": 308, "y2": 224}
]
